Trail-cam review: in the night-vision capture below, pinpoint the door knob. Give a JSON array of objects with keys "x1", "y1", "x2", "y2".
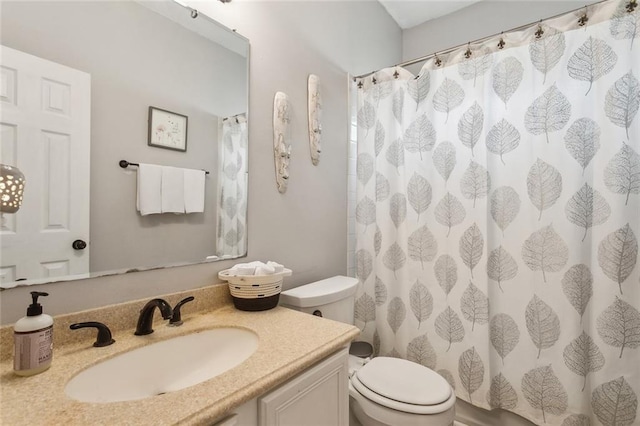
[{"x1": 72, "y1": 239, "x2": 87, "y2": 250}]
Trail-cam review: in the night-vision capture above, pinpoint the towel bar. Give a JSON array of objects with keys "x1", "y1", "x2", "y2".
[{"x1": 119, "y1": 160, "x2": 209, "y2": 174}]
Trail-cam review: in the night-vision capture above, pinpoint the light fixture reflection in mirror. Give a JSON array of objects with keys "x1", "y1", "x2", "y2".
[{"x1": 0, "y1": 164, "x2": 26, "y2": 214}]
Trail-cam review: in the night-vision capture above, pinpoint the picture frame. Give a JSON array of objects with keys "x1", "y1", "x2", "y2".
[{"x1": 148, "y1": 106, "x2": 188, "y2": 152}]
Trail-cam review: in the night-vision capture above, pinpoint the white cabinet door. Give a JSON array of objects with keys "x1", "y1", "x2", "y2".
[
  {"x1": 259, "y1": 348, "x2": 349, "y2": 426},
  {"x1": 214, "y1": 398, "x2": 258, "y2": 426},
  {"x1": 0, "y1": 45, "x2": 90, "y2": 285}
]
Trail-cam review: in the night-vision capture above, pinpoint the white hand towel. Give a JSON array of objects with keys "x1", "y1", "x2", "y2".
[
  {"x1": 184, "y1": 168, "x2": 206, "y2": 213},
  {"x1": 136, "y1": 163, "x2": 162, "y2": 216},
  {"x1": 161, "y1": 166, "x2": 185, "y2": 213}
]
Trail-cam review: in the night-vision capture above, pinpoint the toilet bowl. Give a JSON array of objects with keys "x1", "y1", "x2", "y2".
[{"x1": 280, "y1": 276, "x2": 456, "y2": 426}]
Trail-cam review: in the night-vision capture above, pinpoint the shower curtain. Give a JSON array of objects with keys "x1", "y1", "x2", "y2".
[
  {"x1": 354, "y1": 1, "x2": 639, "y2": 424},
  {"x1": 216, "y1": 114, "x2": 248, "y2": 258}
]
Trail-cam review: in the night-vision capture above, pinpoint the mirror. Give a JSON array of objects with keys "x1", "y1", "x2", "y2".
[{"x1": 0, "y1": 0, "x2": 249, "y2": 288}]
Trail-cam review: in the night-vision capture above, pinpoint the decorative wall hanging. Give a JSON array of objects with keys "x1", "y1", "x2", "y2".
[
  {"x1": 353, "y1": 1, "x2": 640, "y2": 425},
  {"x1": 308, "y1": 74, "x2": 322, "y2": 165},
  {"x1": 148, "y1": 106, "x2": 188, "y2": 152},
  {"x1": 273, "y1": 91, "x2": 291, "y2": 194}
]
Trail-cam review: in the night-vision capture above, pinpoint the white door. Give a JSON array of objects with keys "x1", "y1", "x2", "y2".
[{"x1": 0, "y1": 45, "x2": 91, "y2": 286}]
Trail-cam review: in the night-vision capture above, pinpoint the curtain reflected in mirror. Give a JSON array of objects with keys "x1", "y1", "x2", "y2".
[{"x1": 217, "y1": 114, "x2": 248, "y2": 258}]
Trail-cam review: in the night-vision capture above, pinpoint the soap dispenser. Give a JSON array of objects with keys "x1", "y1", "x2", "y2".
[{"x1": 13, "y1": 291, "x2": 54, "y2": 376}]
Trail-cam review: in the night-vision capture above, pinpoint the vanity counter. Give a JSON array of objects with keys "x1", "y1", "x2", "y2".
[{"x1": 0, "y1": 285, "x2": 360, "y2": 425}]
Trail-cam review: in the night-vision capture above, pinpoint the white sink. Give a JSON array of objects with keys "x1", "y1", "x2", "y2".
[{"x1": 65, "y1": 327, "x2": 258, "y2": 403}]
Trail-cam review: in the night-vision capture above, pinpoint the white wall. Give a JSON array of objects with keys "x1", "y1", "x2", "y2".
[{"x1": 0, "y1": 1, "x2": 401, "y2": 324}]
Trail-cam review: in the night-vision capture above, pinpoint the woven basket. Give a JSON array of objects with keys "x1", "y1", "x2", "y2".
[{"x1": 218, "y1": 268, "x2": 292, "y2": 311}]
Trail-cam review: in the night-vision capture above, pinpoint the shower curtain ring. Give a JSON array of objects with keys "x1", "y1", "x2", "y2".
[
  {"x1": 627, "y1": 0, "x2": 637, "y2": 13},
  {"x1": 535, "y1": 21, "x2": 544, "y2": 39},
  {"x1": 498, "y1": 34, "x2": 506, "y2": 50},
  {"x1": 464, "y1": 43, "x2": 472, "y2": 59},
  {"x1": 578, "y1": 6, "x2": 589, "y2": 26},
  {"x1": 393, "y1": 69, "x2": 400, "y2": 79},
  {"x1": 434, "y1": 54, "x2": 442, "y2": 67}
]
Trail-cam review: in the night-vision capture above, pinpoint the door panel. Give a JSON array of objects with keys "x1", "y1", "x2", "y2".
[{"x1": 0, "y1": 45, "x2": 90, "y2": 285}]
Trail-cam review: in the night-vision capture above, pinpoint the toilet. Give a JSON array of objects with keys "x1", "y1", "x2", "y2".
[{"x1": 280, "y1": 276, "x2": 456, "y2": 426}]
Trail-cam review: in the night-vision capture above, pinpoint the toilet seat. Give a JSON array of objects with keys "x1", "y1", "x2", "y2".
[{"x1": 351, "y1": 357, "x2": 455, "y2": 415}]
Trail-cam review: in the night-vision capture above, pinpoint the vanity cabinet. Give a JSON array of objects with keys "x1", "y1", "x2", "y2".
[{"x1": 215, "y1": 347, "x2": 349, "y2": 426}]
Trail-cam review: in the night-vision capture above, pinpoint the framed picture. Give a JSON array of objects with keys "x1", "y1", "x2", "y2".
[{"x1": 148, "y1": 106, "x2": 188, "y2": 152}]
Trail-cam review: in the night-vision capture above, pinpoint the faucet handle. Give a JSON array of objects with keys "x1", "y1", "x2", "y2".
[
  {"x1": 70, "y1": 322, "x2": 115, "y2": 347},
  {"x1": 169, "y1": 296, "x2": 195, "y2": 326}
]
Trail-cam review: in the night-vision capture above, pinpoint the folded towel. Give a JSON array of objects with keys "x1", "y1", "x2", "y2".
[
  {"x1": 184, "y1": 168, "x2": 206, "y2": 213},
  {"x1": 267, "y1": 261, "x2": 284, "y2": 273},
  {"x1": 136, "y1": 163, "x2": 162, "y2": 216},
  {"x1": 229, "y1": 261, "x2": 285, "y2": 276},
  {"x1": 255, "y1": 264, "x2": 276, "y2": 275},
  {"x1": 230, "y1": 264, "x2": 257, "y2": 275},
  {"x1": 230, "y1": 262, "x2": 257, "y2": 274},
  {"x1": 161, "y1": 166, "x2": 185, "y2": 213}
]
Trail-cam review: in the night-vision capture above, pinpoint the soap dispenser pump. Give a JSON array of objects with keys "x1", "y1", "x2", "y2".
[{"x1": 13, "y1": 291, "x2": 54, "y2": 376}]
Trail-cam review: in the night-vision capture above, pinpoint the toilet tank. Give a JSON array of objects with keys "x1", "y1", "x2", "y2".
[{"x1": 279, "y1": 276, "x2": 359, "y2": 325}]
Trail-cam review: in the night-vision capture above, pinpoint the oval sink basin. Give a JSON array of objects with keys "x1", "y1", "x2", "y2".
[{"x1": 65, "y1": 327, "x2": 258, "y2": 403}]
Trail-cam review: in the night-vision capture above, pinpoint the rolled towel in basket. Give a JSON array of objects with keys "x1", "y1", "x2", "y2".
[
  {"x1": 229, "y1": 263, "x2": 256, "y2": 275},
  {"x1": 266, "y1": 261, "x2": 284, "y2": 273},
  {"x1": 255, "y1": 263, "x2": 276, "y2": 275},
  {"x1": 229, "y1": 260, "x2": 284, "y2": 275}
]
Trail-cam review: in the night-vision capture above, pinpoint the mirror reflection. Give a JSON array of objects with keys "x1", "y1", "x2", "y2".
[{"x1": 0, "y1": 0, "x2": 249, "y2": 288}]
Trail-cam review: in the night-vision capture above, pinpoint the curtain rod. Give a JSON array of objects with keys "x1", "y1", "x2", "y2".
[{"x1": 353, "y1": 0, "x2": 627, "y2": 80}]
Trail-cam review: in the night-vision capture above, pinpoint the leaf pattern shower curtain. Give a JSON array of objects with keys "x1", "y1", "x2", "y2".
[
  {"x1": 354, "y1": 1, "x2": 639, "y2": 424},
  {"x1": 216, "y1": 114, "x2": 248, "y2": 257}
]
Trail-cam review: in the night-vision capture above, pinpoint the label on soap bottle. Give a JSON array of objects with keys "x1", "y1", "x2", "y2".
[{"x1": 14, "y1": 326, "x2": 53, "y2": 371}]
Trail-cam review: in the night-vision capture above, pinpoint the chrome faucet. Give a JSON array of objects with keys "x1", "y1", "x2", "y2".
[{"x1": 134, "y1": 298, "x2": 173, "y2": 335}]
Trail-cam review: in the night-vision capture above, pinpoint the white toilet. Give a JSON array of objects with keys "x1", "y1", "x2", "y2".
[{"x1": 280, "y1": 276, "x2": 456, "y2": 426}]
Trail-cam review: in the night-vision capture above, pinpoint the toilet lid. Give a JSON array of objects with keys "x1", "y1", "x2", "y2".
[{"x1": 355, "y1": 357, "x2": 451, "y2": 406}]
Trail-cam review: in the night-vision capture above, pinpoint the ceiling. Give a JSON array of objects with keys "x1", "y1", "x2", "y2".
[{"x1": 378, "y1": 0, "x2": 483, "y2": 30}]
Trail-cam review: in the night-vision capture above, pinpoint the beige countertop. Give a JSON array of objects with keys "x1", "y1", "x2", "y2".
[{"x1": 0, "y1": 284, "x2": 360, "y2": 425}]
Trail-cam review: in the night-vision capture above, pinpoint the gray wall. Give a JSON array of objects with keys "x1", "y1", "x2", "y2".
[
  {"x1": 403, "y1": 1, "x2": 581, "y2": 65},
  {"x1": 1, "y1": 1, "x2": 248, "y2": 273},
  {"x1": 0, "y1": 1, "x2": 401, "y2": 323}
]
